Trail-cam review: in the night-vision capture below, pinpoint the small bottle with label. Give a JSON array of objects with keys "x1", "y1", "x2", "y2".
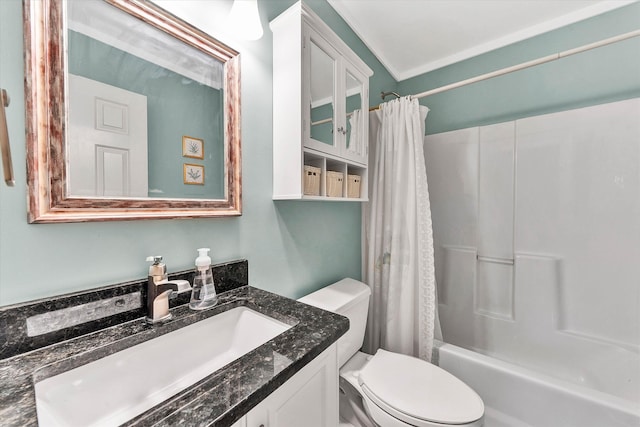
[{"x1": 189, "y1": 248, "x2": 218, "y2": 310}]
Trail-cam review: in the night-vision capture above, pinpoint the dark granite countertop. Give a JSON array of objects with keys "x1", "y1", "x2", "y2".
[{"x1": 0, "y1": 286, "x2": 349, "y2": 426}]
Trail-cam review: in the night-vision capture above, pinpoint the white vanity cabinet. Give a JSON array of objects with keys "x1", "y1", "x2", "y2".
[
  {"x1": 231, "y1": 344, "x2": 338, "y2": 427},
  {"x1": 271, "y1": 2, "x2": 373, "y2": 201}
]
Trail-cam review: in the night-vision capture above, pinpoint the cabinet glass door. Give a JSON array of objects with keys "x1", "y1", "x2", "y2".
[
  {"x1": 310, "y1": 41, "x2": 333, "y2": 145},
  {"x1": 342, "y1": 68, "x2": 368, "y2": 164},
  {"x1": 306, "y1": 36, "x2": 341, "y2": 156}
]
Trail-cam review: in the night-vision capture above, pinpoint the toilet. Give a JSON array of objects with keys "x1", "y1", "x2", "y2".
[{"x1": 298, "y1": 278, "x2": 484, "y2": 427}]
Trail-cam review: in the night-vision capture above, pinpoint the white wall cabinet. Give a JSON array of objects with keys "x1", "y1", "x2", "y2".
[
  {"x1": 271, "y1": 2, "x2": 373, "y2": 201},
  {"x1": 233, "y1": 344, "x2": 338, "y2": 427}
]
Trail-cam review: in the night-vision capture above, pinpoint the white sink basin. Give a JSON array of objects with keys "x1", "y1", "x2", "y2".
[{"x1": 35, "y1": 307, "x2": 292, "y2": 427}]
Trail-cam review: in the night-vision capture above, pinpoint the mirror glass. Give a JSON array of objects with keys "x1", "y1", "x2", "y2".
[
  {"x1": 309, "y1": 41, "x2": 335, "y2": 146},
  {"x1": 66, "y1": 0, "x2": 225, "y2": 199},
  {"x1": 24, "y1": 0, "x2": 241, "y2": 222},
  {"x1": 345, "y1": 71, "x2": 364, "y2": 155}
]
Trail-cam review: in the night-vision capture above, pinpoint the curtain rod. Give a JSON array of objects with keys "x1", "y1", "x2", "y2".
[{"x1": 408, "y1": 29, "x2": 640, "y2": 100}]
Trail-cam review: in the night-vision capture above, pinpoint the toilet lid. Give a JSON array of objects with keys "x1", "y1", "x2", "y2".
[{"x1": 358, "y1": 349, "x2": 484, "y2": 425}]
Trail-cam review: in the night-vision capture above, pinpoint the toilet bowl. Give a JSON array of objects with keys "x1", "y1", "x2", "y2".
[{"x1": 298, "y1": 278, "x2": 484, "y2": 427}]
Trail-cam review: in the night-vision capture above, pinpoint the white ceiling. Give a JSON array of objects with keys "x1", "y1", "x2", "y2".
[{"x1": 327, "y1": 0, "x2": 635, "y2": 81}]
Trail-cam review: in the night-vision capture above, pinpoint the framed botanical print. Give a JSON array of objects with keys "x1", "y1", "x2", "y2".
[
  {"x1": 182, "y1": 136, "x2": 204, "y2": 159},
  {"x1": 183, "y1": 163, "x2": 205, "y2": 185}
]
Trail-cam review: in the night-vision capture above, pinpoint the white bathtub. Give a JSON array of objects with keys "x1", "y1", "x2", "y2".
[{"x1": 433, "y1": 341, "x2": 640, "y2": 427}]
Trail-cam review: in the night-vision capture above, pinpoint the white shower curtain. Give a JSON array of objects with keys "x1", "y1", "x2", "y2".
[{"x1": 363, "y1": 96, "x2": 439, "y2": 362}]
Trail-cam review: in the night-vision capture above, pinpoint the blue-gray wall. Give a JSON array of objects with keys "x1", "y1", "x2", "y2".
[
  {"x1": 398, "y1": 2, "x2": 640, "y2": 135},
  {"x1": 0, "y1": 0, "x2": 396, "y2": 305}
]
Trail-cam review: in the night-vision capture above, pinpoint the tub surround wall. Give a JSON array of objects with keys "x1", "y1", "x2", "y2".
[
  {"x1": 0, "y1": 284, "x2": 349, "y2": 426},
  {"x1": 0, "y1": 260, "x2": 248, "y2": 360},
  {"x1": 425, "y1": 98, "x2": 640, "y2": 403}
]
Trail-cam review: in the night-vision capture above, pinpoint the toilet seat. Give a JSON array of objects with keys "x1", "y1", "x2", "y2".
[{"x1": 358, "y1": 349, "x2": 484, "y2": 426}]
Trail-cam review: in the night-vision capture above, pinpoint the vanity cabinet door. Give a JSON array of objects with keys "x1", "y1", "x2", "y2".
[{"x1": 246, "y1": 344, "x2": 338, "y2": 427}]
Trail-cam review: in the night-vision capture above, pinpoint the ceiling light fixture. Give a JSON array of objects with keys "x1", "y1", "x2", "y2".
[{"x1": 227, "y1": 0, "x2": 264, "y2": 41}]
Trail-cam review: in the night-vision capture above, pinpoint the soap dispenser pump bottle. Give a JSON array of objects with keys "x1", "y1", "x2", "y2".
[{"x1": 189, "y1": 248, "x2": 218, "y2": 310}]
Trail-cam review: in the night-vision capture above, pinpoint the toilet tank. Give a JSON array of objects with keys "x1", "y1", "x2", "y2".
[{"x1": 298, "y1": 278, "x2": 371, "y2": 367}]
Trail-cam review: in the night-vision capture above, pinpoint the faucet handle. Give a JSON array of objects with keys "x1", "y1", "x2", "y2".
[{"x1": 146, "y1": 255, "x2": 167, "y2": 277}]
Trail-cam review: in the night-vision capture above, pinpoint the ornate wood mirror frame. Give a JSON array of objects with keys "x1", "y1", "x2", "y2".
[{"x1": 23, "y1": 0, "x2": 241, "y2": 223}]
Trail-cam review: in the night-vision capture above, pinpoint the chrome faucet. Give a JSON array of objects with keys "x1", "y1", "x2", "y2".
[{"x1": 146, "y1": 256, "x2": 191, "y2": 324}]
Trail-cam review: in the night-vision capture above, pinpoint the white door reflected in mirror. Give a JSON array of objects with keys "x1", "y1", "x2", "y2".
[{"x1": 68, "y1": 75, "x2": 148, "y2": 197}]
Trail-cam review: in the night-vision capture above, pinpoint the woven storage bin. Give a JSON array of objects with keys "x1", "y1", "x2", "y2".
[
  {"x1": 303, "y1": 165, "x2": 321, "y2": 196},
  {"x1": 347, "y1": 174, "x2": 361, "y2": 198},
  {"x1": 326, "y1": 171, "x2": 344, "y2": 197}
]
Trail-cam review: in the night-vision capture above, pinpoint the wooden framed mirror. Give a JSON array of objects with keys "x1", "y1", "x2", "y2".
[{"x1": 24, "y1": 0, "x2": 241, "y2": 223}]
